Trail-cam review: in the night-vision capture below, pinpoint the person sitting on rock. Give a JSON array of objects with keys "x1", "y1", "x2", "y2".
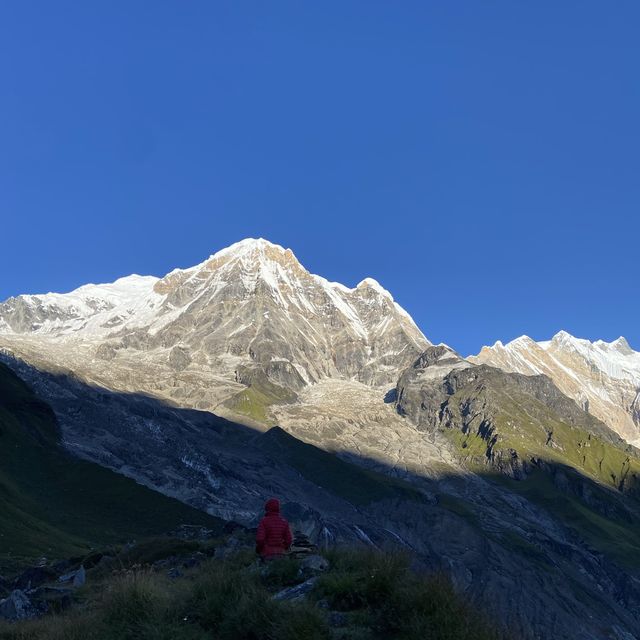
[{"x1": 256, "y1": 498, "x2": 292, "y2": 560}]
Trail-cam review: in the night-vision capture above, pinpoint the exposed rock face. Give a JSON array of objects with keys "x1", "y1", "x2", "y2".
[
  {"x1": 471, "y1": 332, "x2": 640, "y2": 445},
  {"x1": 397, "y1": 346, "x2": 640, "y2": 488},
  {"x1": 0, "y1": 239, "x2": 429, "y2": 419}
]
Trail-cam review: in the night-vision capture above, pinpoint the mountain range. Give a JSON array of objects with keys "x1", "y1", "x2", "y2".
[
  {"x1": 1, "y1": 238, "x2": 640, "y2": 640},
  {"x1": 471, "y1": 331, "x2": 640, "y2": 446}
]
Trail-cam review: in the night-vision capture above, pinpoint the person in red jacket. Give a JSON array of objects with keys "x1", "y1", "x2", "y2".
[{"x1": 255, "y1": 498, "x2": 293, "y2": 560}]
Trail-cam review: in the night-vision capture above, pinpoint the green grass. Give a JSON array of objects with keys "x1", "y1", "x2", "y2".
[
  {"x1": 225, "y1": 386, "x2": 273, "y2": 423},
  {"x1": 224, "y1": 368, "x2": 297, "y2": 425},
  {"x1": 313, "y1": 548, "x2": 506, "y2": 639},
  {"x1": 260, "y1": 427, "x2": 423, "y2": 506},
  {"x1": 443, "y1": 383, "x2": 640, "y2": 498},
  {"x1": 0, "y1": 363, "x2": 223, "y2": 569},
  {"x1": 0, "y1": 546, "x2": 508, "y2": 640},
  {"x1": 435, "y1": 373, "x2": 640, "y2": 569}
]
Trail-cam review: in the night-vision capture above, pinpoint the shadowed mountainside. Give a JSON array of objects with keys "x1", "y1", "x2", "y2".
[
  {"x1": 0, "y1": 363, "x2": 225, "y2": 568},
  {"x1": 1, "y1": 356, "x2": 640, "y2": 639}
]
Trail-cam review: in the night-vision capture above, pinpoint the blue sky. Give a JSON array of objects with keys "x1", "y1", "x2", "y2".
[{"x1": 1, "y1": 1, "x2": 638, "y2": 355}]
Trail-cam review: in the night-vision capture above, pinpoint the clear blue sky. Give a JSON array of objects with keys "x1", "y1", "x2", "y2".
[{"x1": 1, "y1": 2, "x2": 638, "y2": 355}]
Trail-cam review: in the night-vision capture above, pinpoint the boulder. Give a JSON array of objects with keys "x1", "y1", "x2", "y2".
[
  {"x1": 72, "y1": 566, "x2": 86, "y2": 588},
  {"x1": 58, "y1": 565, "x2": 86, "y2": 588},
  {"x1": 272, "y1": 577, "x2": 318, "y2": 602},
  {"x1": 0, "y1": 590, "x2": 39, "y2": 621},
  {"x1": 299, "y1": 555, "x2": 329, "y2": 574}
]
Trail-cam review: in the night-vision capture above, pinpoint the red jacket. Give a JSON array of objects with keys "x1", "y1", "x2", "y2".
[{"x1": 256, "y1": 498, "x2": 292, "y2": 558}]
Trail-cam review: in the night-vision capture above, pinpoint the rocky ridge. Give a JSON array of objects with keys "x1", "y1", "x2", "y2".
[
  {"x1": 0, "y1": 239, "x2": 429, "y2": 421},
  {"x1": 471, "y1": 331, "x2": 640, "y2": 446}
]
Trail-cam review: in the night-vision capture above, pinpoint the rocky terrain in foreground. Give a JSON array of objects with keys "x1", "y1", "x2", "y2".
[{"x1": 0, "y1": 530, "x2": 506, "y2": 640}]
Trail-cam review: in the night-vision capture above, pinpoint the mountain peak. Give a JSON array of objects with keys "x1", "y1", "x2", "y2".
[
  {"x1": 552, "y1": 330, "x2": 574, "y2": 343},
  {"x1": 200, "y1": 238, "x2": 303, "y2": 273},
  {"x1": 355, "y1": 278, "x2": 393, "y2": 298},
  {"x1": 611, "y1": 336, "x2": 633, "y2": 355},
  {"x1": 212, "y1": 237, "x2": 286, "y2": 258}
]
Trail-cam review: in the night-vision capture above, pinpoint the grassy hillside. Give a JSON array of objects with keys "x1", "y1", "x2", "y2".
[
  {"x1": 0, "y1": 539, "x2": 507, "y2": 640},
  {"x1": 444, "y1": 379, "x2": 640, "y2": 496},
  {"x1": 224, "y1": 366, "x2": 298, "y2": 425},
  {"x1": 438, "y1": 372, "x2": 640, "y2": 567},
  {"x1": 0, "y1": 363, "x2": 223, "y2": 569}
]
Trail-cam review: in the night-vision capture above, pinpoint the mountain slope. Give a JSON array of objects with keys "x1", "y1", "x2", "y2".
[
  {"x1": 0, "y1": 239, "x2": 429, "y2": 424},
  {"x1": 0, "y1": 363, "x2": 224, "y2": 568},
  {"x1": 396, "y1": 346, "x2": 640, "y2": 566},
  {"x1": 470, "y1": 332, "x2": 640, "y2": 445}
]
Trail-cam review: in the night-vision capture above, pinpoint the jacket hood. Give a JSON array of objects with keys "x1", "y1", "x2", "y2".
[{"x1": 265, "y1": 498, "x2": 280, "y2": 514}]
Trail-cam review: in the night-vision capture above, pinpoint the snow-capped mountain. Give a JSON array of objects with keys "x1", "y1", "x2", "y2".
[
  {"x1": 4, "y1": 241, "x2": 640, "y2": 638},
  {"x1": 470, "y1": 331, "x2": 640, "y2": 445},
  {"x1": 0, "y1": 238, "x2": 429, "y2": 416}
]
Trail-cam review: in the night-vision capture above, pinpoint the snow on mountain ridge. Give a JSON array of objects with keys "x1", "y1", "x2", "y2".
[
  {"x1": 1, "y1": 238, "x2": 418, "y2": 340},
  {"x1": 471, "y1": 330, "x2": 640, "y2": 443},
  {"x1": 0, "y1": 238, "x2": 430, "y2": 403}
]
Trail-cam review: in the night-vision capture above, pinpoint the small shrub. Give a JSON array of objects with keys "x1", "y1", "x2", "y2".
[
  {"x1": 101, "y1": 571, "x2": 169, "y2": 639},
  {"x1": 316, "y1": 571, "x2": 367, "y2": 611},
  {"x1": 316, "y1": 548, "x2": 408, "y2": 611},
  {"x1": 188, "y1": 561, "x2": 269, "y2": 631}
]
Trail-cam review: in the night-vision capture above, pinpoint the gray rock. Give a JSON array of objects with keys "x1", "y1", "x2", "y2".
[
  {"x1": 272, "y1": 577, "x2": 318, "y2": 602},
  {"x1": 0, "y1": 590, "x2": 38, "y2": 621},
  {"x1": 72, "y1": 566, "x2": 86, "y2": 588},
  {"x1": 58, "y1": 565, "x2": 86, "y2": 587},
  {"x1": 169, "y1": 346, "x2": 191, "y2": 371},
  {"x1": 298, "y1": 555, "x2": 329, "y2": 574}
]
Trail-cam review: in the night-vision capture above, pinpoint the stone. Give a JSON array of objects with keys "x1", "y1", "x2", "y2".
[
  {"x1": 0, "y1": 590, "x2": 38, "y2": 621},
  {"x1": 272, "y1": 577, "x2": 318, "y2": 602},
  {"x1": 289, "y1": 531, "x2": 319, "y2": 558},
  {"x1": 299, "y1": 555, "x2": 329, "y2": 574},
  {"x1": 57, "y1": 565, "x2": 86, "y2": 587},
  {"x1": 72, "y1": 566, "x2": 86, "y2": 588}
]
